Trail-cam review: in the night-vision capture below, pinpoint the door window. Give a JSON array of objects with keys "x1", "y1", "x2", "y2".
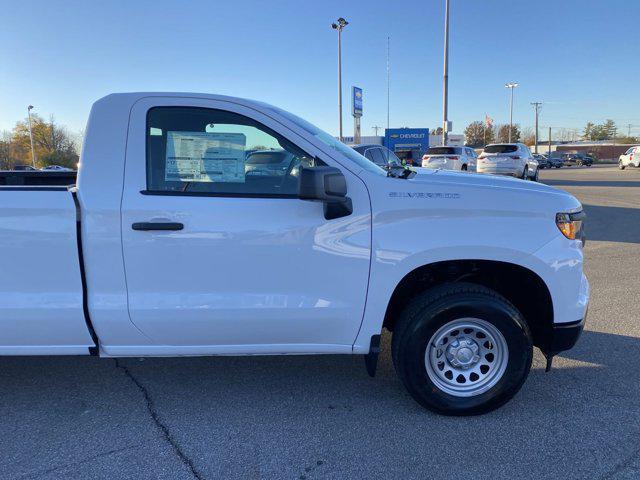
[
  {"x1": 146, "y1": 107, "x2": 318, "y2": 196},
  {"x1": 363, "y1": 149, "x2": 376, "y2": 162},
  {"x1": 369, "y1": 148, "x2": 387, "y2": 166}
]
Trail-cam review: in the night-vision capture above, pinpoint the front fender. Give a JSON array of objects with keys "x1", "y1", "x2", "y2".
[{"x1": 352, "y1": 245, "x2": 557, "y2": 353}]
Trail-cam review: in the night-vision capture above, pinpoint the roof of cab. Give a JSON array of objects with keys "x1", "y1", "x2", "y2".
[{"x1": 96, "y1": 92, "x2": 268, "y2": 110}]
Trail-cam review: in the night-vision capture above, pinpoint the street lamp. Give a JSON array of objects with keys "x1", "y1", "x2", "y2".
[
  {"x1": 505, "y1": 82, "x2": 518, "y2": 142},
  {"x1": 27, "y1": 105, "x2": 37, "y2": 168},
  {"x1": 331, "y1": 17, "x2": 348, "y2": 142}
]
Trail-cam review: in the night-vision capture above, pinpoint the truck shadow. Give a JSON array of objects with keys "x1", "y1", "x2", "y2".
[
  {"x1": 543, "y1": 178, "x2": 640, "y2": 188},
  {"x1": 0, "y1": 329, "x2": 639, "y2": 479},
  {"x1": 581, "y1": 204, "x2": 640, "y2": 244},
  {"x1": 0, "y1": 329, "x2": 635, "y2": 414}
]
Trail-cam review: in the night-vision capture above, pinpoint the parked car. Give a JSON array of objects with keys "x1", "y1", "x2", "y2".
[
  {"x1": 561, "y1": 153, "x2": 592, "y2": 167},
  {"x1": 352, "y1": 144, "x2": 402, "y2": 169},
  {"x1": 478, "y1": 143, "x2": 539, "y2": 181},
  {"x1": 618, "y1": 146, "x2": 639, "y2": 169},
  {"x1": 533, "y1": 153, "x2": 549, "y2": 169},
  {"x1": 575, "y1": 154, "x2": 593, "y2": 167},
  {"x1": 0, "y1": 92, "x2": 589, "y2": 416},
  {"x1": 245, "y1": 149, "x2": 295, "y2": 177},
  {"x1": 42, "y1": 165, "x2": 74, "y2": 171},
  {"x1": 546, "y1": 156, "x2": 564, "y2": 168},
  {"x1": 11, "y1": 165, "x2": 38, "y2": 171},
  {"x1": 421, "y1": 146, "x2": 477, "y2": 172}
]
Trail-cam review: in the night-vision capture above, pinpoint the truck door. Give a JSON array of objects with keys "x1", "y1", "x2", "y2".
[{"x1": 120, "y1": 98, "x2": 372, "y2": 352}]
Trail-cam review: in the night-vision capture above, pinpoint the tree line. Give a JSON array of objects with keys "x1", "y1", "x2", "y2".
[
  {"x1": 0, "y1": 115, "x2": 79, "y2": 170},
  {"x1": 582, "y1": 120, "x2": 635, "y2": 143},
  {"x1": 463, "y1": 119, "x2": 637, "y2": 147},
  {"x1": 463, "y1": 122, "x2": 523, "y2": 147}
]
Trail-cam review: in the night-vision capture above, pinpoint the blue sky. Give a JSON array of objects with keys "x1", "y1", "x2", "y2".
[{"x1": 1, "y1": 0, "x2": 638, "y2": 138}]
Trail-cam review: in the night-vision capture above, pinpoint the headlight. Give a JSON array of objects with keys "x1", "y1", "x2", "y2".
[{"x1": 556, "y1": 211, "x2": 586, "y2": 244}]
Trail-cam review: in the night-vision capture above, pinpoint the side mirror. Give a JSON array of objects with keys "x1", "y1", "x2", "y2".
[{"x1": 298, "y1": 166, "x2": 353, "y2": 220}]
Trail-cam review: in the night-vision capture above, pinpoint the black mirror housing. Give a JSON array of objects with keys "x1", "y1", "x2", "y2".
[
  {"x1": 299, "y1": 166, "x2": 346, "y2": 201},
  {"x1": 298, "y1": 166, "x2": 352, "y2": 220}
]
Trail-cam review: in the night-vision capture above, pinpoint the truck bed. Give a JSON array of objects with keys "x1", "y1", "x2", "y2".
[
  {"x1": 0, "y1": 170, "x2": 77, "y2": 186},
  {"x1": 0, "y1": 186, "x2": 95, "y2": 354}
]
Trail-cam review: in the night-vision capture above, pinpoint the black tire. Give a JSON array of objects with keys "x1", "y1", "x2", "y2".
[
  {"x1": 619, "y1": 161, "x2": 626, "y2": 170},
  {"x1": 521, "y1": 166, "x2": 528, "y2": 180},
  {"x1": 461, "y1": 164, "x2": 468, "y2": 171},
  {"x1": 391, "y1": 283, "x2": 533, "y2": 416},
  {"x1": 532, "y1": 168, "x2": 539, "y2": 182}
]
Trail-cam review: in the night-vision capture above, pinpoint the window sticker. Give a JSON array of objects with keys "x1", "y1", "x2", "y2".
[{"x1": 165, "y1": 131, "x2": 247, "y2": 183}]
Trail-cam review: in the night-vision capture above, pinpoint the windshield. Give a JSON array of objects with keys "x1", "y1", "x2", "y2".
[
  {"x1": 384, "y1": 149, "x2": 402, "y2": 166},
  {"x1": 427, "y1": 147, "x2": 461, "y2": 155},
  {"x1": 484, "y1": 144, "x2": 518, "y2": 154},
  {"x1": 246, "y1": 150, "x2": 288, "y2": 165},
  {"x1": 259, "y1": 103, "x2": 386, "y2": 176}
]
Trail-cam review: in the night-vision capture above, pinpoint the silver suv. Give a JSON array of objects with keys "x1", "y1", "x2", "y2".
[{"x1": 478, "y1": 143, "x2": 539, "y2": 181}]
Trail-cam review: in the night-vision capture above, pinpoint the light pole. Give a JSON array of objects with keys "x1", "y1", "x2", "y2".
[
  {"x1": 27, "y1": 105, "x2": 37, "y2": 168},
  {"x1": 505, "y1": 82, "x2": 518, "y2": 142},
  {"x1": 442, "y1": 0, "x2": 450, "y2": 146},
  {"x1": 331, "y1": 17, "x2": 349, "y2": 142},
  {"x1": 531, "y1": 102, "x2": 542, "y2": 154}
]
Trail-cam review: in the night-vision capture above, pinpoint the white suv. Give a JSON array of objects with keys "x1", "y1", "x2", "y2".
[
  {"x1": 478, "y1": 143, "x2": 539, "y2": 181},
  {"x1": 422, "y1": 146, "x2": 477, "y2": 172},
  {"x1": 619, "y1": 146, "x2": 639, "y2": 169}
]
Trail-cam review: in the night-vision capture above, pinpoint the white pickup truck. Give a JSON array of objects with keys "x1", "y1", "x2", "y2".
[{"x1": 1, "y1": 93, "x2": 589, "y2": 415}]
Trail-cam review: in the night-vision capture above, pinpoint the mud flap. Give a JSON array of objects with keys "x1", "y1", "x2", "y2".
[
  {"x1": 364, "y1": 335, "x2": 381, "y2": 377},
  {"x1": 543, "y1": 353, "x2": 554, "y2": 372}
]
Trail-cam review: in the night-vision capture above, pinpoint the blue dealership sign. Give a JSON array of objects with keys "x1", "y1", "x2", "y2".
[
  {"x1": 352, "y1": 86, "x2": 363, "y2": 117},
  {"x1": 384, "y1": 128, "x2": 430, "y2": 164}
]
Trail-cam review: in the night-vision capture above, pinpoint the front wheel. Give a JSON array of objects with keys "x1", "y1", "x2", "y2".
[
  {"x1": 392, "y1": 283, "x2": 533, "y2": 415},
  {"x1": 521, "y1": 166, "x2": 528, "y2": 180},
  {"x1": 531, "y1": 168, "x2": 539, "y2": 182},
  {"x1": 619, "y1": 161, "x2": 626, "y2": 170}
]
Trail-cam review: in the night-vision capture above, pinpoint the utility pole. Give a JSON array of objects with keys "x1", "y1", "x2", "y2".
[
  {"x1": 442, "y1": 0, "x2": 450, "y2": 146},
  {"x1": 531, "y1": 102, "x2": 542, "y2": 154},
  {"x1": 372, "y1": 126, "x2": 382, "y2": 136},
  {"x1": 386, "y1": 36, "x2": 390, "y2": 135},
  {"x1": 27, "y1": 105, "x2": 37, "y2": 168},
  {"x1": 548, "y1": 127, "x2": 552, "y2": 155},
  {"x1": 628, "y1": 123, "x2": 633, "y2": 137},
  {"x1": 331, "y1": 18, "x2": 349, "y2": 141},
  {"x1": 505, "y1": 83, "x2": 518, "y2": 142}
]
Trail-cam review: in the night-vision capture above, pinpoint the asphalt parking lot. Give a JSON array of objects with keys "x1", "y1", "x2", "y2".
[{"x1": 1, "y1": 164, "x2": 639, "y2": 480}]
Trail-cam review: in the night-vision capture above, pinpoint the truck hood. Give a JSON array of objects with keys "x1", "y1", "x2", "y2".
[
  {"x1": 410, "y1": 168, "x2": 559, "y2": 195},
  {"x1": 373, "y1": 167, "x2": 582, "y2": 215}
]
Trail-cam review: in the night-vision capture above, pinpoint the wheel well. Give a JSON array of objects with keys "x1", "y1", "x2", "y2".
[{"x1": 383, "y1": 260, "x2": 553, "y2": 349}]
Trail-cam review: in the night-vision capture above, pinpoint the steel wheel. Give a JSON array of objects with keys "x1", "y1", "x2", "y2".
[{"x1": 425, "y1": 317, "x2": 509, "y2": 397}]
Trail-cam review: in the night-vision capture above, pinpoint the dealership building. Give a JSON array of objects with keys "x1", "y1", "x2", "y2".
[{"x1": 344, "y1": 128, "x2": 464, "y2": 164}]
